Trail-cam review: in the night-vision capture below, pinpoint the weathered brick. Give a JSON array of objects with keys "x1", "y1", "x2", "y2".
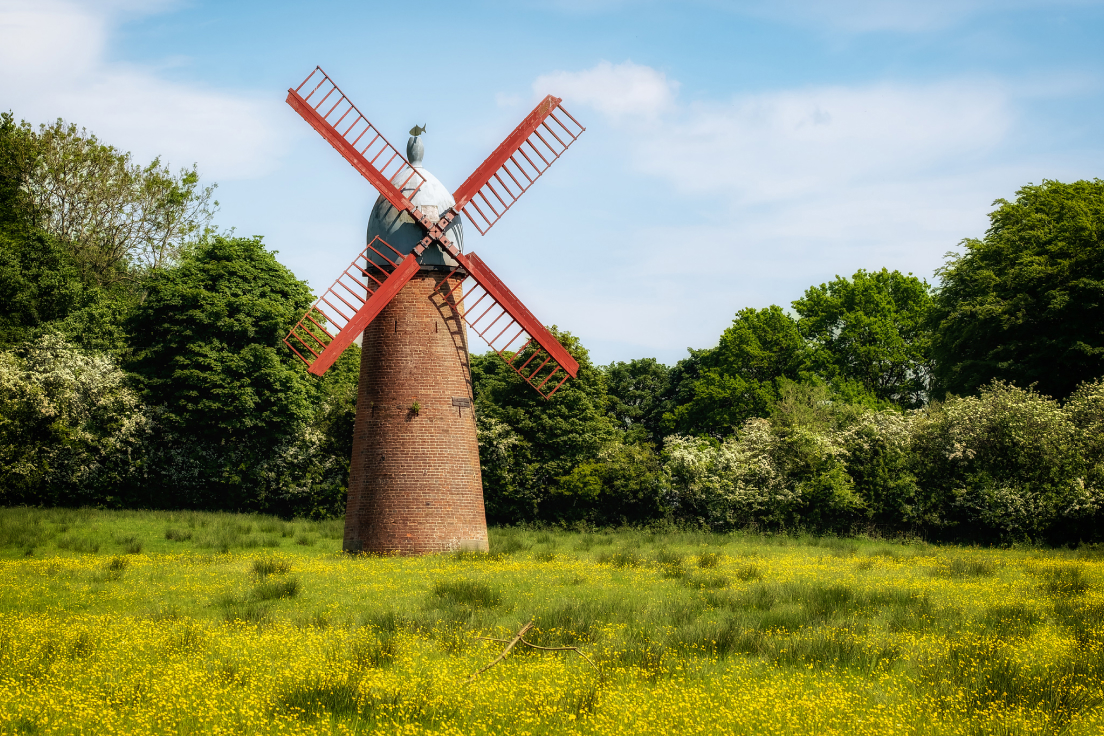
[{"x1": 343, "y1": 271, "x2": 488, "y2": 555}]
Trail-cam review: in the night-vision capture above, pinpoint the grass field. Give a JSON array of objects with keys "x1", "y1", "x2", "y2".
[{"x1": 1, "y1": 508, "x2": 1102, "y2": 735}]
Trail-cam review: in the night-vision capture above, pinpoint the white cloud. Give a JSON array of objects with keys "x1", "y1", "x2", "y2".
[
  {"x1": 533, "y1": 60, "x2": 678, "y2": 120},
  {"x1": 0, "y1": 0, "x2": 289, "y2": 180},
  {"x1": 632, "y1": 81, "x2": 1012, "y2": 205}
]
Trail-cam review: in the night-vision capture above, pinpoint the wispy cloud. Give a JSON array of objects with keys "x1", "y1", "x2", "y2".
[
  {"x1": 540, "y1": 61, "x2": 1012, "y2": 207},
  {"x1": 635, "y1": 82, "x2": 1011, "y2": 204},
  {"x1": 0, "y1": 0, "x2": 289, "y2": 180},
  {"x1": 534, "y1": 60, "x2": 678, "y2": 119}
]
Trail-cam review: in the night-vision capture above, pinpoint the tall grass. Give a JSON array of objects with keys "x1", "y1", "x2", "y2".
[{"x1": 1, "y1": 509, "x2": 1103, "y2": 734}]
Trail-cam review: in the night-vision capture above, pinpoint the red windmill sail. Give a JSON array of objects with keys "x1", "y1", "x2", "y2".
[
  {"x1": 282, "y1": 66, "x2": 585, "y2": 398},
  {"x1": 286, "y1": 67, "x2": 425, "y2": 213},
  {"x1": 452, "y1": 95, "x2": 585, "y2": 235}
]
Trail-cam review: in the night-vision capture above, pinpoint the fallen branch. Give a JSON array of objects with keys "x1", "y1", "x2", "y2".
[{"x1": 467, "y1": 620, "x2": 598, "y2": 684}]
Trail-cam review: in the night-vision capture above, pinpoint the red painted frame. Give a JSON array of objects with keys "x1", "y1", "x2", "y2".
[
  {"x1": 456, "y1": 252, "x2": 578, "y2": 378},
  {"x1": 312, "y1": 255, "x2": 418, "y2": 376},
  {"x1": 286, "y1": 67, "x2": 422, "y2": 217},
  {"x1": 452, "y1": 96, "x2": 584, "y2": 235}
]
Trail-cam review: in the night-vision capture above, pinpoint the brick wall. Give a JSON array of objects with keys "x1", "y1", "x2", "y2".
[{"x1": 343, "y1": 270, "x2": 489, "y2": 554}]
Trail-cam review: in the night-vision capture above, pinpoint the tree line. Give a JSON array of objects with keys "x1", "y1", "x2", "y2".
[{"x1": 2, "y1": 113, "x2": 1103, "y2": 543}]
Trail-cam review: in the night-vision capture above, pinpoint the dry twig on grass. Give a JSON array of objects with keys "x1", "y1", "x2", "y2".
[{"x1": 466, "y1": 619, "x2": 598, "y2": 684}]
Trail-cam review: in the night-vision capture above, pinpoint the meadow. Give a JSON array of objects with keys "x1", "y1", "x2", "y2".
[{"x1": 0, "y1": 508, "x2": 1102, "y2": 735}]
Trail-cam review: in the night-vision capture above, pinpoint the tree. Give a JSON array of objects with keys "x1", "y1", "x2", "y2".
[
  {"x1": 794, "y1": 268, "x2": 933, "y2": 409},
  {"x1": 472, "y1": 329, "x2": 618, "y2": 523},
  {"x1": 666, "y1": 306, "x2": 808, "y2": 437},
  {"x1": 931, "y1": 179, "x2": 1104, "y2": 400},
  {"x1": 0, "y1": 114, "x2": 145, "y2": 356},
  {"x1": 126, "y1": 235, "x2": 336, "y2": 513},
  {"x1": 0, "y1": 111, "x2": 34, "y2": 227},
  {"x1": 603, "y1": 357, "x2": 671, "y2": 444},
  {"x1": 20, "y1": 119, "x2": 217, "y2": 285}
]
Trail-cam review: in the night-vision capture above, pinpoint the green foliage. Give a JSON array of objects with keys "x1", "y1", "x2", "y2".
[
  {"x1": 472, "y1": 328, "x2": 618, "y2": 523},
  {"x1": 0, "y1": 111, "x2": 34, "y2": 227},
  {"x1": 0, "y1": 334, "x2": 149, "y2": 507},
  {"x1": 20, "y1": 118, "x2": 217, "y2": 285},
  {"x1": 126, "y1": 235, "x2": 349, "y2": 516},
  {"x1": 553, "y1": 441, "x2": 666, "y2": 525},
  {"x1": 0, "y1": 228, "x2": 89, "y2": 348},
  {"x1": 0, "y1": 113, "x2": 133, "y2": 355},
  {"x1": 932, "y1": 179, "x2": 1104, "y2": 401},
  {"x1": 0, "y1": 115, "x2": 359, "y2": 518},
  {"x1": 1066, "y1": 379, "x2": 1104, "y2": 505},
  {"x1": 908, "y1": 381, "x2": 1096, "y2": 542},
  {"x1": 127, "y1": 234, "x2": 314, "y2": 436},
  {"x1": 603, "y1": 357, "x2": 671, "y2": 444},
  {"x1": 794, "y1": 268, "x2": 933, "y2": 409},
  {"x1": 666, "y1": 306, "x2": 807, "y2": 437},
  {"x1": 663, "y1": 381, "x2": 872, "y2": 532}
]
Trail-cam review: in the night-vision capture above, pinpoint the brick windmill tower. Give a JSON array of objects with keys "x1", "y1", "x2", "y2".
[{"x1": 282, "y1": 68, "x2": 585, "y2": 554}]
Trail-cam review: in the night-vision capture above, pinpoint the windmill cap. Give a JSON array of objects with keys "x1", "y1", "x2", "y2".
[{"x1": 367, "y1": 141, "x2": 463, "y2": 269}]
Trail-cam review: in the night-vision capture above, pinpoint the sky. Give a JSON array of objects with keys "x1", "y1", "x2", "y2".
[{"x1": 1, "y1": 0, "x2": 1102, "y2": 366}]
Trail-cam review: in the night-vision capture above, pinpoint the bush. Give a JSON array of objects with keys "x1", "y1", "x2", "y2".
[
  {"x1": 909, "y1": 382, "x2": 1094, "y2": 542},
  {"x1": 662, "y1": 382, "x2": 867, "y2": 532},
  {"x1": 658, "y1": 377, "x2": 1104, "y2": 542},
  {"x1": 0, "y1": 333, "x2": 149, "y2": 506},
  {"x1": 551, "y1": 441, "x2": 666, "y2": 525}
]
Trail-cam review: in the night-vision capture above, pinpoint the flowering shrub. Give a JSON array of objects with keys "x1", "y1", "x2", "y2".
[
  {"x1": 0, "y1": 333, "x2": 149, "y2": 505},
  {"x1": 658, "y1": 380, "x2": 1104, "y2": 542},
  {"x1": 909, "y1": 382, "x2": 1096, "y2": 541},
  {"x1": 0, "y1": 333, "x2": 350, "y2": 517},
  {"x1": 663, "y1": 424, "x2": 796, "y2": 529}
]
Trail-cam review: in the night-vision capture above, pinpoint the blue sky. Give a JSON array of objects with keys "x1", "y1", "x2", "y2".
[{"x1": 2, "y1": 0, "x2": 1102, "y2": 365}]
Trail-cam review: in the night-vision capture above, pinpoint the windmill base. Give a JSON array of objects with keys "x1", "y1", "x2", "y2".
[{"x1": 343, "y1": 270, "x2": 488, "y2": 555}]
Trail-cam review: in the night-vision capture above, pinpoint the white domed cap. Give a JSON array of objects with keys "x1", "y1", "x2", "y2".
[{"x1": 365, "y1": 132, "x2": 463, "y2": 267}]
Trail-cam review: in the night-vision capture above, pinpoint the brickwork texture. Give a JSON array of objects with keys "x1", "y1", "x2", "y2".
[{"x1": 343, "y1": 270, "x2": 489, "y2": 554}]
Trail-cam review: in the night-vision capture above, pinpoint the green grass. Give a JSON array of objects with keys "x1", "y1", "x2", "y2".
[
  {"x1": 0, "y1": 506, "x2": 344, "y2": 561},
  {"x1": 1, "y1": 508, "x2": 1103, "y2": 735}
]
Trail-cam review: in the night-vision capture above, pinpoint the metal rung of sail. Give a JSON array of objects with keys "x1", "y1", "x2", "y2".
[
  {"x1": 438, "y1": 252, "x2": 579, "y2": 399},
  {"x1": 287, "y1": 67, "x2": 425, "y2": 213},
  {"x1": 284, "y1": 236, "x2": 415, "y2": 376},
  {"x1": 452, "y1": 96, "x2": 585, "y2": 236}
]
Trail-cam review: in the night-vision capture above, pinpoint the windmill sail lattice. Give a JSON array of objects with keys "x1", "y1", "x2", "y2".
[
  {"x1": 284, "y1": 236, "x2": 418, "y2": 376},
  {"x1": 287, "y1": 67, "x2": 425, "y2": 213},
  {"x1": 452, "y1": 96, "x2": 585, "y2": 235},
  {"x1": 438, "y1": 253, "x2": 579, "y2": 398},
  {"x1": 282, "y1": 66, "x2": 585, "y2": 399}
]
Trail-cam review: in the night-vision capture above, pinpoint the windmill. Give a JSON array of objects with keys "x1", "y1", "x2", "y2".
[{"x1": 282, "y1": 67, "x2": 585, "y2": 554}]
